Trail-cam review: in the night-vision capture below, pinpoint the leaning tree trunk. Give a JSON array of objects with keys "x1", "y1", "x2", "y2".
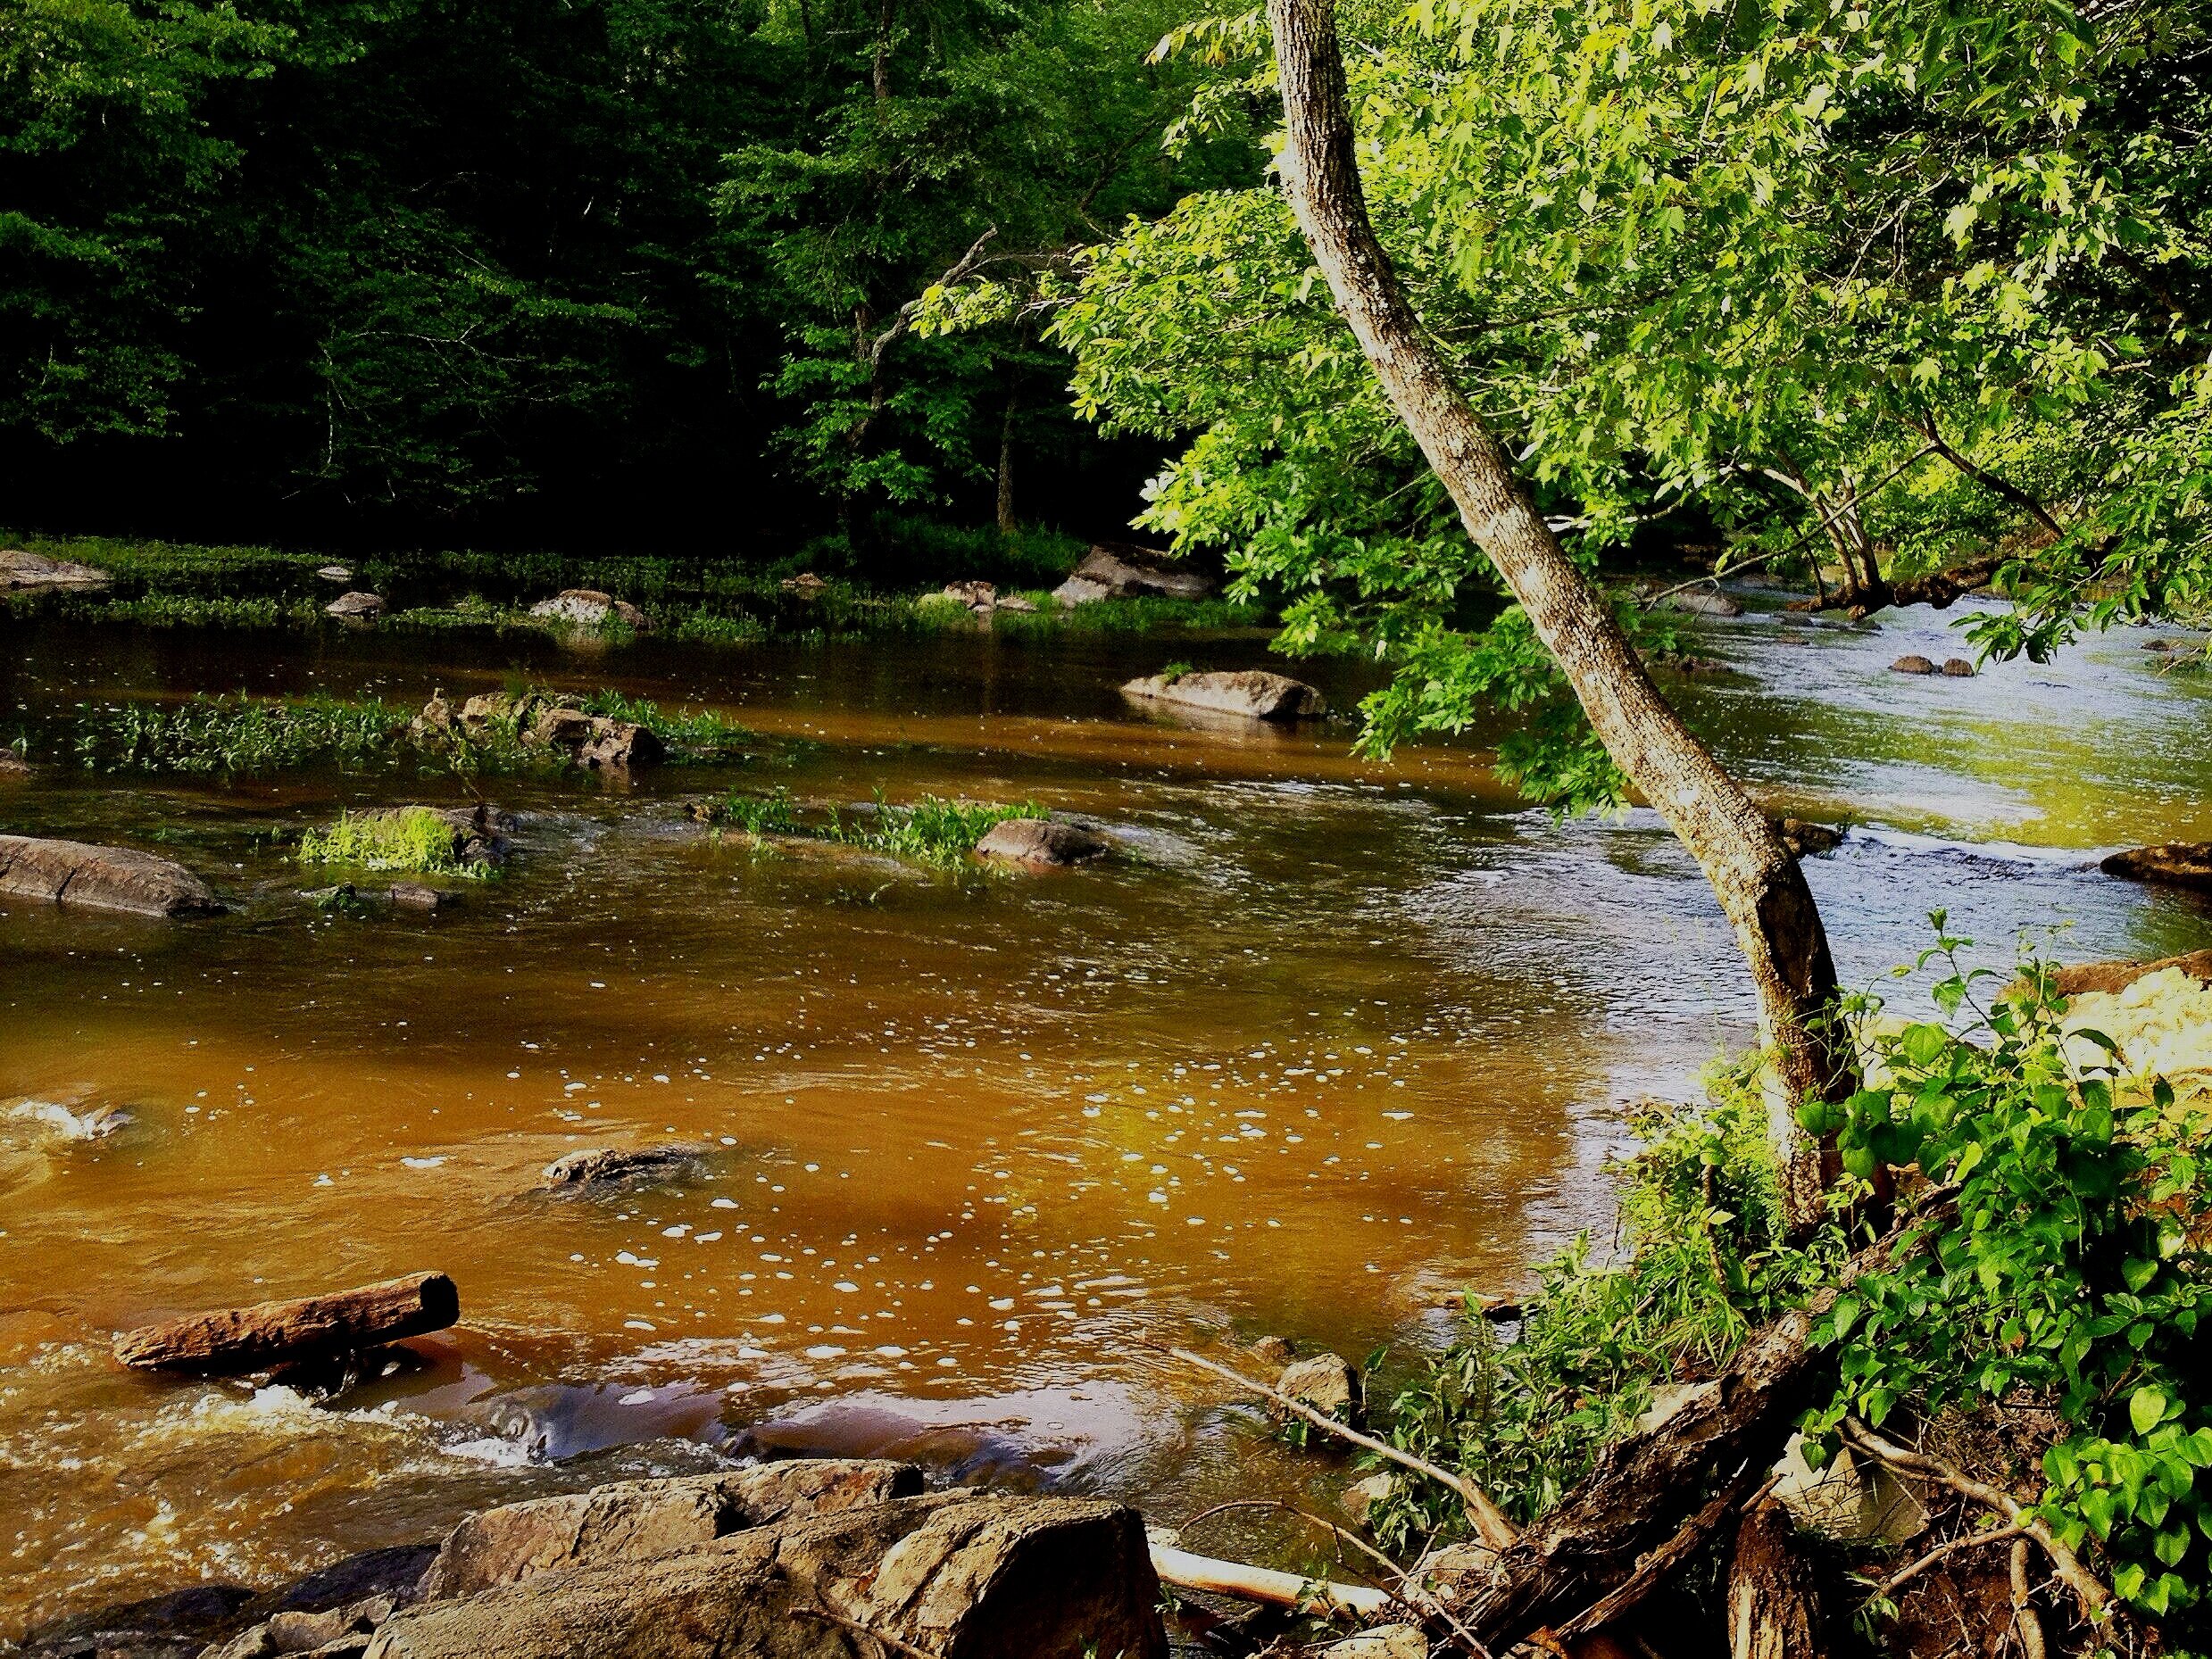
[{"x1": 1265, "y1": 0, "x2": 1854, "y2": 1226}]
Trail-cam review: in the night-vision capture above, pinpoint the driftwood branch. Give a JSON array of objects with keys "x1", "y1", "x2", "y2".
[
  {"x1": 1869, "y1": 1522, "x2": 2026, "y2": 1601},
  {"x1": 1158, "y1": 1344, "x2": 1518, "y2": 1549},
  {"x1": 1839, "y1": 1419, "x2": 2111, "y2": 1621},
  {"x1": 113, "y1": 1273, "x2": 459, "y2": 1373},
  {"x1": 1148, "y1": 1538, "x2": 1392, "y2": 1619}
]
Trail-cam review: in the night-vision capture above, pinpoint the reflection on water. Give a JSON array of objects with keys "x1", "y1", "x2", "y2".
[{"x1": 0, "y1": 599, "x2": 2208, "y2": 1627}]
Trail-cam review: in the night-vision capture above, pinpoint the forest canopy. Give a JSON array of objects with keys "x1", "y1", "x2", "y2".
[{"x1": 0, "y1": 0, "x2": 1252, "y2": 551}]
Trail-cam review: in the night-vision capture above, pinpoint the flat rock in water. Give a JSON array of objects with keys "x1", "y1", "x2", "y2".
[
  {"x1": 0, "y1": 547, "x2": 112, "y2": 593},
  {"x1": 316, "y1": 565, "x2": 355, "y2": 584},
  {"x1": 1660, "y1": 588, "x2": 1744, "y2": 618},
  {"x1": 973, "y1": 817, "x2": 1110, "y2": 868},
  {"x1": 360, "y1": 1491, "x2": 1166, "y2": 1659},
  {"x1": 1889, "y1": 654, "x2": 1937, "y2": 675},
  {"x1": 540, "y1": 1143, "x2": 711, "y2": 1192},
  {"x1": 387, "y1": 883, "x2": 457, "y2": 912},
  {"x1": 0, "y1": 834, "x2": 224, "y2": 917},
  {"x1": 326, "y1": 591, "x2": 386, "y2": 620},
  {"x1": 1276, "y1": 1351, "x2": 1362, "y2": 1427},
  {"x1": 2100, "y1": 842, "x2": 2212, "y2": 892},
  {"x1": 528, "y1": 589, "x2": 653, "y2": 633},
  {"x1": 1121, "y1": 669, "x2": 1326, "y2": 722},
  {"x1": 1051, "y1": 542, "x2": 1216, "y2": 605},
  {"x1": 420, "y1": 1461, "x2": 925, "y2": 1599},
  {"x1": 2050, "y1": 949, "x2": 2212, "y2": 997}
]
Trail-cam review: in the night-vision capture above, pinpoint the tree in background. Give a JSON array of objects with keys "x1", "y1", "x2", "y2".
[{"x1": 723, "y1": 0, "x2": 1252, "y2": 552}]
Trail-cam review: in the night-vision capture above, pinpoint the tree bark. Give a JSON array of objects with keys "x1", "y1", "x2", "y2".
[
  {"x1": 1265, "y1": 0, "x2": 1854, "y2": 1224},
  {"x1": 1727, "y1": 1503, "x2": 1825, "y2": 1659},
  {"x1": 997, "y1": 394, "x2": 1019, "y2": 535},
  {"x1": 114, "y1": 1273, "x2": 459, "y2": 1373}
]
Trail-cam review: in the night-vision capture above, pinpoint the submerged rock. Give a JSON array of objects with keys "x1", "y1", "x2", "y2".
[
  {"x1": 419, "y1": 1461, "x2": 924, "y2": 1599},
  {"x1": 2101, "y1": 842, "x2": 2212, "y2": 892},
  {"x1": 0, "y1": 834, "x2": 225, "y2": 917},
  {"x1": 17, "y1": 1583, "x2": 256, "y2": 1659},
  {"x1": 1051, "y1": 542, "x2": 1217, "y2": 605},
  {"x1": 973, "y1": 817, "x2": 1110, "y2": 869},
  {"x1": 539, "y1": 1143, "x2": 711, "y2": 1192},
  {"x1": 387, "y1": 883, "x2": 458, "y2": 912},
  {"x1": 325, "y1": 592, "x2": 386, "y2": 621},
  {"x1": 1660, "y1": 587, "x2": 1744, "y2": 618},
  {"x1": 1276, "y1": 1352, "x2": 1362, "y2": 1428},
  {"x1": 1121, "y1": 669, "x2": 1326, "y2": 722},
  {"x1": 360, "y1": 1491, "x2": 1166, "y2": 1659},
  {"x1": 0, "y1": 748, "x2": 30, "y2": 778},
  {"x1": 0, "y1": 547, "x2": 112, "y2": 593},
  {"x1": 1889, "y1": 654, "x2": 1937, "y2": 675},
  {"x1": 528, "y1": 590, "x2": 653, "y2": 634}
]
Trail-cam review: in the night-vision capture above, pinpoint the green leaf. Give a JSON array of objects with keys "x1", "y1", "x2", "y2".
[{"x1": 2132, "y1": 1386, "x2": 2170, "y2": 1437}]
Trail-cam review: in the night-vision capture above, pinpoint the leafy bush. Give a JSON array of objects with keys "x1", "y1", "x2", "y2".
[
  {"x1": 297, "y1": 809, "x2": 488, "y2": 878},
  {"x1": 1802, "y1": 921, "x2": 2212, "y2": 1630}
]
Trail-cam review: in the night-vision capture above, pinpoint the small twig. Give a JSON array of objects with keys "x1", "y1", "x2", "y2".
[
  {"x1": 1554, "y1": 1467, "x2": 1775, "y2": 1639},
  {"x1": 1154, "y1": 1343, "x2": 1518, "y2": 1549},
  {"x1": 1869, "y1": 1522, "x2": 2026, "y2": 1600},
  {"x1": 1840, "y1": 1419, "x2": 2112, "y2": 1621},
  {"x1": 791, "y1": 1606, "x2": 943, "y2": 1659}
]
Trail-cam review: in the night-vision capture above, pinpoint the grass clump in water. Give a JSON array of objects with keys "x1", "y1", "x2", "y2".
[
  {"x1": 297, "y1": 809, "x2": 489, "y2": 878},
  {"x1": 695, "y1": 790, "x2": 1040, "y2": 868},
  {"x1": 75, "y1": 693, "x2": 411, "y2": 775}
]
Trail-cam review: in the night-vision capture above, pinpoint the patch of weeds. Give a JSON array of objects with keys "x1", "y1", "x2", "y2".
[
  {"x1": 671, "y1": 610, "x2": 770, "y2": 646},
  {"x1": 991, "y1": 595, "x2": 1271, "y2": 635},
  {"x1": 1159, "y1": 659, "x2": 1194, "y2": 683},
  {"x1": 87, "y1": 593, "x2": 316, "y2": 629},
  {"x1": 297, "y1": 809, "x2": 489, "y2": 878},
  {"x1": 74, "y1": 693, "x2": 412, "y2": 775},
  {"x1": 694, "y1": 791, "x2": 1041, "y2": 869},
  {"x1": 573, "y1": 689, "x2": 756, "y2": 759}
]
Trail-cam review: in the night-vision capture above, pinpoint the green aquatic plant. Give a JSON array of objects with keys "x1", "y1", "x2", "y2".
[
  {"x1": 696, "y1": 791, "x2": 1042, "y2": 869},
  {"x1": 574, "y1": 689, "x2": 756, "y2": 759},
  {"x1": 75, "y1": 693, "x2": 412, "y2": 775},
  {"x1": 296, "y1": 809, "x2": 489, "y2": 878}
]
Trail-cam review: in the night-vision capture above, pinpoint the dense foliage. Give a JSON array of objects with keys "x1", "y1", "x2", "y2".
[
  {"x1": 1026, "y1": 0, "x2": 2212, "y2": 801},
  {"x1": 0, "y1": 0, "x2": 1250, "y2": 553}
]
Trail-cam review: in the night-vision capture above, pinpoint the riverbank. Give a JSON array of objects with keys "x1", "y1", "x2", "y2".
[{"x1": 0, "y1": 530, "x2": 1274, "y2": 645}]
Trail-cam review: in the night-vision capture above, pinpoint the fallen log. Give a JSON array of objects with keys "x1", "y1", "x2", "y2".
[
  {"x1": 113, "y1": 1273, "x2": 459, "y2": 1374},
  {"x1": 1447, "y1": 1215, "x2": 1934, "y2": 1648}
]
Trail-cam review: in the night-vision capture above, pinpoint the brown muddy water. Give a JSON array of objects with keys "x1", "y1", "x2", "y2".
[{"x1": 2, "y1": 598, "x2": 2209, "y2": 1632}]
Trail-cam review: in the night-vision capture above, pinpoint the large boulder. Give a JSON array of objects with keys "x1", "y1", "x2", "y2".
[
  {"x1": 0, "y1": 835, "x2": 224, "y2": 917},
  {"x1": 2101, "y1": 842, "x2": 2212, "y2": 893},
  {"x1": 360, "y1": 1491, "x2": 1167, "y2": 1659},
  {"x1": 973, "y1": 817, "x2": 1110, "y2": 869},
  {"x1": 1051, "y1": 543, "x2": 1216, "y2": 605},
  {"x1": 0, "y1": 547, "x2": 112, "y2": 593},
  {"x1": 1121, "y1": 669, "x2": 1326, "y2": 722},
  {"x1": 528, "y1": 590, "x2": 653, "y2": 634},
  {"x1": 419, "y1": 1462, "x2": 925, "y2": 1599}
]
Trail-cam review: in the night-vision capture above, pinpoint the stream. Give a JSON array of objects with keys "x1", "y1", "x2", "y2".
[{"x1": 2, "y1": 594, "x2": 2208, "y2": 1631}]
